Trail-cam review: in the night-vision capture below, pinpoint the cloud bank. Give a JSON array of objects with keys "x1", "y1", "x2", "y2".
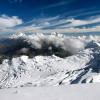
[
  {"x1": 1, "y1": 32, "x2": 100, "y2": 60},
  {"x1": 0, "y1": 33, "x2": 86, "y2": 59}
]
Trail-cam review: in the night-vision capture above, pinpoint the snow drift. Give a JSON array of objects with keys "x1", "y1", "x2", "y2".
[{"x1": 0, "y1": 32, "x2": 100, "y2": 88}]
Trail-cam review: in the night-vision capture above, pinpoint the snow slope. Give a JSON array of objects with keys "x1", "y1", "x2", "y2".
[
  {"x1": 0, "y1": 83, "x2": 100, "y2": 100},
  {"x1": 0, "y1": 33, "x2": 100, "y2": 88}
]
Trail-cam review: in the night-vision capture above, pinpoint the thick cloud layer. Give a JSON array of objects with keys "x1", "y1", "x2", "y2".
[
  {"x1": 0, "y1": 32, "x2": 100, "y2": 63},
  {"x1": 0, "y1": 33, "x2": 86, "y2": 61}
]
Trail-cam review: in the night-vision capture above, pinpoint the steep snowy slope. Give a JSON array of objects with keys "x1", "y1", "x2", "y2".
[{"x1": 0, "y1": 33, "x2": 100, "y2": 88}]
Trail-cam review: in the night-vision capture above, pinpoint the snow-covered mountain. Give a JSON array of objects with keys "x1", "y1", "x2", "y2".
[{"x1": 0, "y1": 32, "x2": 100, "y2": 89}]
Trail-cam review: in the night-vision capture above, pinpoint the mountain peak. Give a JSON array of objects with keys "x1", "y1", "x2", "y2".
[{"x1": 86, "y1": 40, "x2": 100, "y2": 49}]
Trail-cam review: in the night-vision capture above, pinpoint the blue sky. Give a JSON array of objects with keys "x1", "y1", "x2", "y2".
[{"x1": 0, "y1": 0, "x2": 100, "y2": 34}]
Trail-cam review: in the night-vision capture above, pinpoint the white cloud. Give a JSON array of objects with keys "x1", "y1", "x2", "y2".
[
  {"x1": 14, "y1": 15, "x2": 100, "y2": 33},
  {"x1": 25, "y1": 16, "x2": 100, "y2": 30},
  {"x1": 1, "y1": 15, "x2": 100, "y2": 34},
  {"x1": 24, "y1": 16, "x2": 59, "y2": 27},
  {"x1": 56, "y1": 15, "x2": 100, "y2": 28},
  {"x1": 0, "y1": 14, "x2": 23, "y2": 28},
  {"x1": 43, "y1": 16, "x2": 100, "y2": 28},
  {"x1": 65, "y1": 17, "x2": 100, "y2": 27}
]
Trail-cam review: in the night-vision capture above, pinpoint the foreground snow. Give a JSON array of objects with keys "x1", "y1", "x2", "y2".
[{"x1": 0, "y1": 83, "x2": 100, "y2": 100}]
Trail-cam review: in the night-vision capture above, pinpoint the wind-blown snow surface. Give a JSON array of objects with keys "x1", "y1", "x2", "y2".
[
  {"x1": 0, "y1": 32, "x2": 100, "y2": 88},
  {"x1": 0, "y1": 83, "x2": 100, "y2": 100}
]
